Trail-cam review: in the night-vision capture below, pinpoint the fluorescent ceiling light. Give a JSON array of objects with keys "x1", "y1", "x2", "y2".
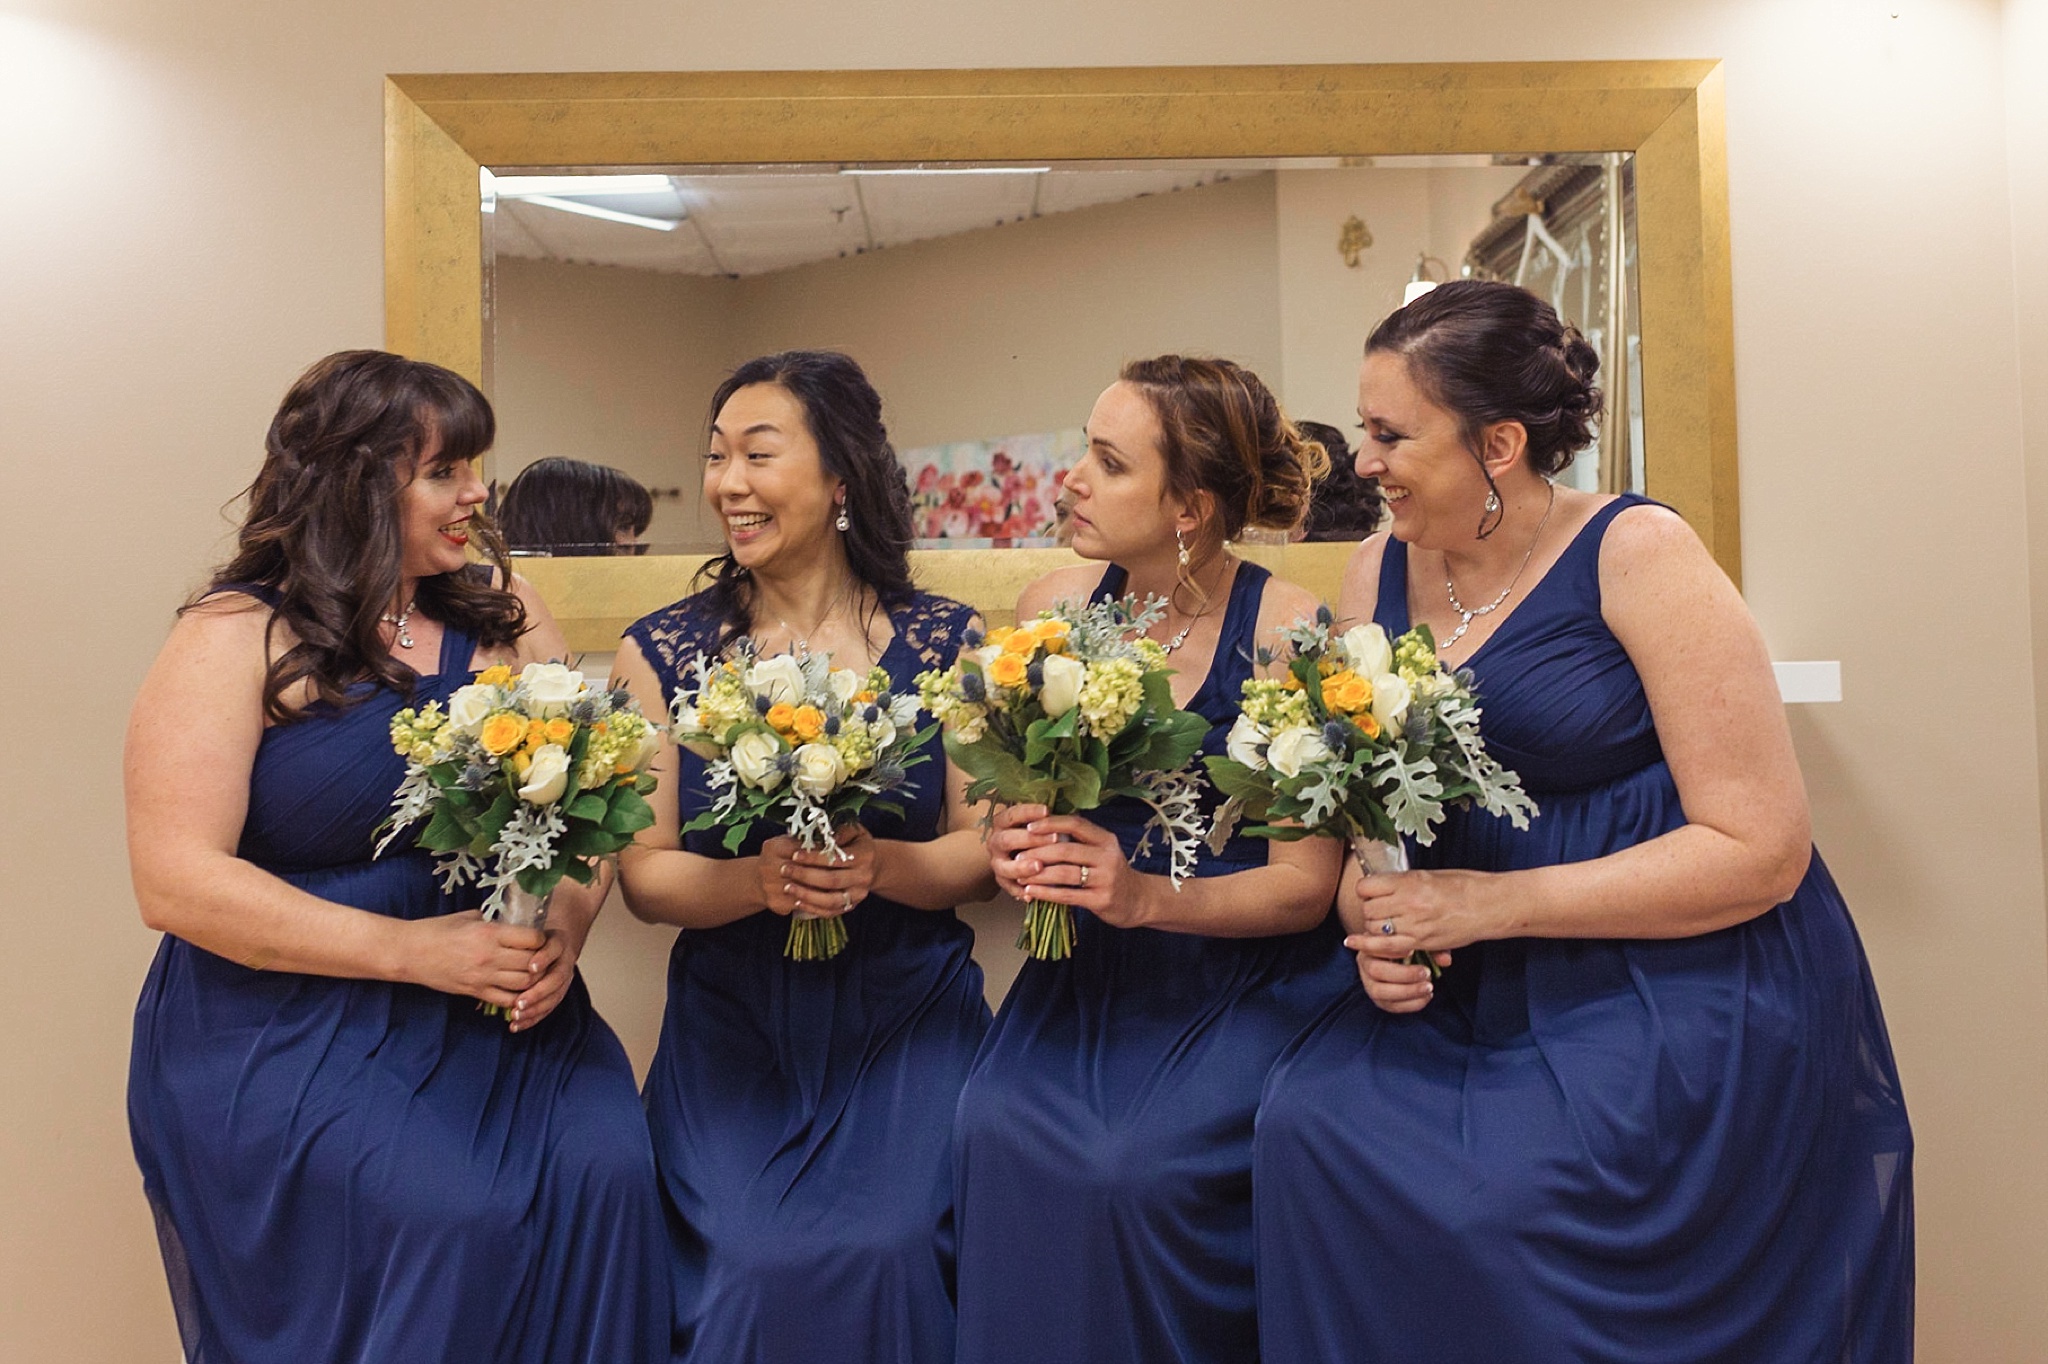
[
  {"x1": 491, "y1": 174, "x2": 676, "y2": 198},
  {"x1": 515, "y1": 195, "x2": 681, "y2": 231},
  {"x1": 840, "y1": 166, "x2": 1051, "y2": 176}
]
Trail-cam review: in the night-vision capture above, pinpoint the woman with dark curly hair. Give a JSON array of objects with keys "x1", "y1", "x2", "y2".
[
  {"x1": 612, "y1": 351, "x2": 994, "y2": 1364},
  {"x1": 125, "y1": 350, "x2": 668, "y2": 1363},
  {"x1": 1253, "y1": 280, "x2": 1913, "y2": 1361}
]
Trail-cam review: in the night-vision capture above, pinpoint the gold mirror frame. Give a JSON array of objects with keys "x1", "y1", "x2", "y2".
[{"x1": 385, "y1": 62, "x2": 1734, "y2": 647}]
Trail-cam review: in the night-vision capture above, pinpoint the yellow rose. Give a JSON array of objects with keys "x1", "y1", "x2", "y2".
[
  {"x1": 792, "y1": 705, "x2": 826, "y2": 740},
  {"x1": 988, "y1": 652, "x2": 1029, "y2": 688},
  {"x1": 1322, "y1": 670, "x2": 1371, "y2": 715},
  {"x1": 766, "y1": 702, "x2": 797, "y2": 733},
  {"x1": 985, "y1": 626, "x2": 1016, "y2": 646},
  {"x1": 543, "y1": 717, "x2": 575, "y2": 745},
  {"x1": 475, "y1": 663, "x2": 514, "y2": 688},
  {"x1": 479, "y1": 712, "x2": 527, "y2": 756},
  {"x1": 1001, "y1": 630, "x2": 1038, "y2": 656}
]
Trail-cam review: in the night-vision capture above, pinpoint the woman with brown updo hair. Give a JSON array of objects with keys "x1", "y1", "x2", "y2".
[
  {"x1": 1254, "y1": 280, "x2": 1911, "y2": 1360},
  {"x1": 951, "y1": 356, "x2": 1356, "y2": 1364},
  {"x1": 125, "y1": 351, "x2": 667, "y2": 1363}
]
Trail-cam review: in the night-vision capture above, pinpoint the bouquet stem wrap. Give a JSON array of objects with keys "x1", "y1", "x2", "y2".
[{"x1": 1348, "y1": 834, "x2": 1439, "y2": 979}]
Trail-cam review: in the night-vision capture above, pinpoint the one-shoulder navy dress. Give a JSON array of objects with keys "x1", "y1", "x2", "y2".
[
  {"x1": 952, "y1": 561, "x2": 1354, "y2": 1364},
  {"x1": 1253, "y1": 495, "x2": 1913, "y2": 1361},
  {"x1": 128, "y1": 591, "x2": 670, "y2": 1364},
  {"x1": 624, "y1": 589, "x2": 991, "y2": 1364}
]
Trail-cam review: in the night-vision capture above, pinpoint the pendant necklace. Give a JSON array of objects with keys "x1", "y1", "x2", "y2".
[
  {"x1": 775, "y1": 581, "x2": 854, "y2": 656},
  {"x1": 381, "y1": 598, "x2": 416, "y2": 650},
  {"x1": 1442, "y1": 482, "x2": 1556, "y2": 652}
]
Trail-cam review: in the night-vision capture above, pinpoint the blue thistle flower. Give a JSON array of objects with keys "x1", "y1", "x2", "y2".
[
  {"x1": 962, "y1": 626, "x2": 984, "y2": 648},
  {"x1": 864, "y1": 704, "x2": 882, "y2": 723},
  {"x1": 824, "y1": 714, "x2": 841, "y2": 736},
  {"x1": 1315, "y1": 603, "x2": 1335, "y2": 627},
  {"x1": 1026, "y1": 657, "x2": 1045, "y2": 689},
  {"x1": 960, "y1": 672, "x2": 987, "y2": 703},
  {"x1": 755, "y1": 694, "x2": 773, "y2": 714},
  {"x1": 1323, "y1": 719, "x2": 1351, "y2": 752}
]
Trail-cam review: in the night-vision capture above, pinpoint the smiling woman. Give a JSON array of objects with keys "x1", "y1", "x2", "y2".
[{"x1": 123, "y1": 350, "x2": 670, "y2": 1363}]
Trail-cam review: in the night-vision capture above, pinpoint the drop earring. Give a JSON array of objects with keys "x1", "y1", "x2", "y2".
[
  {"x1": 835, "y1": 504, "x2": 850, "y2": 532},
  {"x1": 1176, "y1": 527, "x2": 1191, "y2": 567},
  {"x1": 1484, "y1": 490, "x2": 1501, "y2": 515}
]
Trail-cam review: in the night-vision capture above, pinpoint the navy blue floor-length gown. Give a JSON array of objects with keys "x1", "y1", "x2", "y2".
[
  {"x1": 952, "y1": 562, "x2": 1354, "y2": 1364},
  {"x1": 1254, "y1": 495, "x2": 1914, "y2": 1362},
  {"x1": 626, "y1": 590, "x2": 991, "y2": 1364},
  {"x1": 129, "y1": 590, "x2": 670, "y2": 1364}
]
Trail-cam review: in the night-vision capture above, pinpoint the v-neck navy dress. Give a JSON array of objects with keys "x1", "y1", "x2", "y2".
[
  {"x1": 1253, "y1": 496, "x2": 1913, "y2": 1361},
  {"x1": 951, "y1": 561, "x2": 1353, "y2": 1364},
  {"x1": 129, "y1": 589, "x2": 669, "y2": 1364}
]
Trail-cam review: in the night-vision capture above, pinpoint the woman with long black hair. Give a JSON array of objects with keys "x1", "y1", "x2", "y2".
[{"x1": 613, "y1": 351, "x2": 994, "y2": 1364}]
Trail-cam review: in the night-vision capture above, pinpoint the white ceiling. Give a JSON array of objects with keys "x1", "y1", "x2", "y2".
[{"x1": 488, "y1": 164, "x2": 1268, "y2": 277}]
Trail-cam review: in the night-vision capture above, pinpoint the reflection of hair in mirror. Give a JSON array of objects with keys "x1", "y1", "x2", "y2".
[
  {"x1": 497, "y1": 457, "x2": 654, "y2": 557},
  {"x1": 193, "y1": 349, "x2": 527, "y2": 725},
  {"x1": 1294, "y1": 421, "x2": 1386, "y2": 542},
  {"x1": 1048, "y1": 488, "x2": 1077, "y2": 547},
  {"x1": 695, "y1": 350, "x2": 917, "y2": 653},
  {"x1": 1367, "y1": 279, "x2": 1604, "y2": 493},
  {"x1": 1116, "y1": 355, "x2": 1330, "y2": 607}
]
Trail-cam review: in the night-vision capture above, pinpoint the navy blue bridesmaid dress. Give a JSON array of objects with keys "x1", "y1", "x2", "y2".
[
  {"x1": 952, "y1": 561, "x2": 1354, "y2": 1364},
  {"x1": 625, "y1": 590, "x2": 991, "y2": 1364},
  {"x1": 128, "y1": 588, "x2": 670, "y2": 1364},
  {"x1": 1253, "y1": 495, "x2": 1913, "y2": 1362}
]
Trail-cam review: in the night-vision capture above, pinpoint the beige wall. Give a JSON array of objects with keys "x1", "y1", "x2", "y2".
[
  {"x1": 7, "y1": 2, "x2": 2048, "y2": 1360},
  {"x1": 491, "y1": 256, "x2": 735, "y2": 547}
]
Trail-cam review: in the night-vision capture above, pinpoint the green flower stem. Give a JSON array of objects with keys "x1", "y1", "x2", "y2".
[
  {"x1": 1017, "y1": 899, "x2": 1075, "y2": 961},
  {"x1": 785, "y1": 913, "x2": 850, "y2": 962}
]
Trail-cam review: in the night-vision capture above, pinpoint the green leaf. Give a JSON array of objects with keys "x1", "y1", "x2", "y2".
[
  {"x1": 602, "y1": 785, "x2": 655, "y2": 835},
  {"x1": 417, "y1": 804, "x2": 473, "y2": 853},
  {"x1": 565, "y1": 791, "x2": 608, "y2": 823},
  {"x1": 1202, "y1": 755, "x2": 1266, "y2": 800}
]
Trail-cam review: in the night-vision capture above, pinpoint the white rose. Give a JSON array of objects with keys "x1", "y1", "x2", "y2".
[
  {"x1": 790, "y1": 742, "x2": 848, "y2": 798},
  {"x1": 825, "y1": 668, "x2": 861, "y2": 706},
  {"x1": 516, "y1": 743, "x2": 572, "y2": 805},
  {"x1": 745, "y1": 655, "x2": 807, "y2": 707},
  {"x1": 445, "y1": 683, "x2": 496, "y2": 736},
  {"x1": 1341, "y1": 623, "x2": 1394, "y2": 679},
  {"x1": 1039, "y1": 653, "x2": 1087, "y2": 717},
  {"x1": 1266, "y1": 726, "x2": 1333, "y2": 778},
  {"x1": 519, "y1": 661, "x2": 586, "y2": 714},
  {"x1": 1225, "y1": 713, "x2": 1270, "y2": 769},
  {"x1": 632, "y1": 726, "x2": 667, "y2": 769},
  {"x1": 730, "y1": 730, "x2": 786, "y2": 790},
  {"x1": 868, "y1": 715, "x2": 898, "y2": 751},
  {"x1": 1371, "y1": 673, "x2": 1412, "y2": 738}
]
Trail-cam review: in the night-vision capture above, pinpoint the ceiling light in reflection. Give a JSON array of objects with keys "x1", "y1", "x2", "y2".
[{"x1": 514, "y1": 195, "x2": 681, "y2": 231}]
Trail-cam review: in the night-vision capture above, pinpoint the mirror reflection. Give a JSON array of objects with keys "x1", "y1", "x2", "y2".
[{"x1": 482, "y1": 155, "x2": 1638, "y2": 556}]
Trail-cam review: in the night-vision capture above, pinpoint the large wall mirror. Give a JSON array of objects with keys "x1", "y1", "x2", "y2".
[{"x1": 385, "y1": 64, "x2": 1733, "y2": 647}]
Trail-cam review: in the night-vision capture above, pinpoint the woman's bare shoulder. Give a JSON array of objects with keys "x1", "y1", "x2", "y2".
[{"x1": 1017, "y1": 562, "x2": 1107, "y2": 618}]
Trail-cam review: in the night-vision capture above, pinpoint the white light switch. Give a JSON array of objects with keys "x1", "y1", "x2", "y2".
[{"x1": 1772, "y1": 661, "x2": 1842, "y2": 704}]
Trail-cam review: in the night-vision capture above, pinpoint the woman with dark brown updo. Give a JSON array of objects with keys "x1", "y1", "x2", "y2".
[
  {"x1": 1253, "y1": 280, "x2": 1912, "y2": 1361},
  {"x1": 125, "y1": 351, "x2": 668, "y2": 1363},
  {"x1": 951, "y1": 356, "x2": 1355, "y2": 1364}
]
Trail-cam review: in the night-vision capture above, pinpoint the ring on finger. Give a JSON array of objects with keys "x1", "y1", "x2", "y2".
[
  {"x1": 1379, "y1": 919, "x2": 1395, "y2": 936},
  {"x1": 841, "y1": 890, "x2": 852, "y2": 911},
  {"x1": 1079, "y1": 865, "x2": 1090, "y2": 888}
]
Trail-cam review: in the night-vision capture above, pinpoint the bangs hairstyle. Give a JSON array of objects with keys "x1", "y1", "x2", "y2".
[
  {"x1": 197, "y1": 349, "x2": 528, "y2": 723},
  {"x1": 498, "y1": 457, "x2": 655, "y2": 555},
  {"x1": 692, "y1": 350, "x2": 916, "y2": 653}
]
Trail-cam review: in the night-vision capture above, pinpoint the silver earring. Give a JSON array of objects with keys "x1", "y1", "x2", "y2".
[
  {"x1": 1483, "y1": 490, "x2": 1501, "y2": 515},
  {"x1": 835, "y1": 507, "x2": 850, "y2": 532},
  {"x1": 1176, "y1": 527, "x2": 1191, "y2": 567}
]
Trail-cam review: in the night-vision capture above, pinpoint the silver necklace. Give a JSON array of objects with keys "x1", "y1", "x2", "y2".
[
  {"x1": 1442, "y1": 483, "x2": 1556, "y2": 652},
  {"x1": 774, "y1": 582, "x2": 854, "y2": 654},
  {"x1": 380, "y1": 599, "x2": 416, "y2": 649}
]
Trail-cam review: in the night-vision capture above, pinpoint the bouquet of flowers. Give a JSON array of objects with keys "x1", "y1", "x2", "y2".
[
  {"x1": 916, "y1": 597, "x2": 1211, "y2": 961},
  {"x1": 1203, "y1": 608, "x2": 1537, "y2": 972},
  {"x1": 668, "y1": 644, "x2": 931, "y2": 961},
  {"x1": 379, "y1": 662, "x2": 661, "y2": 1008}
]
